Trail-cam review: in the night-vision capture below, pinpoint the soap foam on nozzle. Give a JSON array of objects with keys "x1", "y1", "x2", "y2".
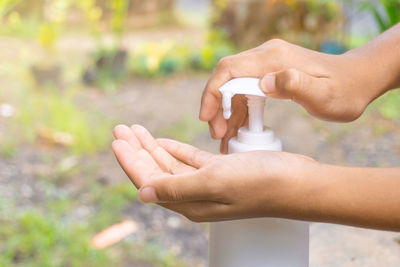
[
  {"x1": 219, "y1": 78, "x2": 267, "y2": 120},
  {"x1": 223, "y1": 110, "x2": 232, "y2": 120},
  {"x1": 221, "y1": 92, "x2": 233, "y2": 119}
]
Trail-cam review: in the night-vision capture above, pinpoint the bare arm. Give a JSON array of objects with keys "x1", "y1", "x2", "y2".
[
  {"x1": 112, "y1": 125, "x2": 400, "y2": 231},
  {"x1": 199, "y1": 23, "x2": 400, "y2": 153},
  {"x1": 347, "y1": 22, "x2": 400, "y2": 96},
  {"x1": 283, "y1": 164, "x2": 400, "y2": 231}
]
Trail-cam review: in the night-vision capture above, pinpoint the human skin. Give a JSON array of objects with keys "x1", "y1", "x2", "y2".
[
  {"x1": 199, "y1": 23, "x2": 400, "y2": 153},
  {"x1": 112, "y1": 125, "x2": 400, "y2": 231},
  {"x1": 112, "y1": 24, "x2": 400, "y2": 231}
]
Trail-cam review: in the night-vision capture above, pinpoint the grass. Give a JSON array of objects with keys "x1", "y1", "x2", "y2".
[
  {"x1": 373, "y1": 90, "x2": 400, "y2": 121},
  {"x1": 0, "y1": 138, "x2": 17, "y2": 158},
  {"x1": 0, "y1": 13, "x2": 41, "y2": 38},
  {"x1": 0, "y1": 176, "x2": 185, "y2": 267},
  {"x1": 0, "y1": 32, "x2": 189, "y2": 264},
  {"x1": 16, "y1": 89, "x2": 113, "y2": 155},
  {"x1": 89, "y1": 181, "x2": 138, "y2": 230},
  {"x1": 0, "y1": 211, "x2": 110, "y2": 267},
  {"x1": 0, "y1": 4, "x2": 396, "y2": 266}
]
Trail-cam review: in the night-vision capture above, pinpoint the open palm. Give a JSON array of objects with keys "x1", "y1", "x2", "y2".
[
  {"x1": 112, "y1": 124, "x2": 313, "y2": 222},
  {"x1": 112, "y1": 124, "x2": 233, "y2": 221}
]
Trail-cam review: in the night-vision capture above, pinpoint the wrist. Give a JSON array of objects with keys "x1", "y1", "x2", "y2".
[
  {"x1": 263, "y1": 155, "x2": 323, "y2": 219},
  {"x1": 339, "y1": 51, "x2": 386, "y2": 107},
  {"x1": 288, "y1": 160, "x2": 325, "y2": 219},
  {"x1": 344, "y1": 24, "x2": 400, "y2": 101},
  {"x1": 288, "y1": 164, "x2": 400, "y2": 230}
]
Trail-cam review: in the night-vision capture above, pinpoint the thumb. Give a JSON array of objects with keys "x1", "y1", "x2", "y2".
[
  {"x1": 260, "y1": 68, "x2": 330, "y2": 105},
  {"x1": 138, "y1": 172, "x2": 213, "y2": 203}
]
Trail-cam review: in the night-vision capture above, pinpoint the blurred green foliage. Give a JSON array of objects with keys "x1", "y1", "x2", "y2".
[
  {"x1": 360, "y1": 0, "x2": 400, "y2": 32},
  {"x1": 110, "y1": 0, "x2": 130, "y2": 46},
  {"x1": 0, "y1": 179, "x2": 183, "y2": 267},
  {"x1": 0, "y1": 139, "x2": 16, "y2": 158},
  {"x1": 89, "y1": 181, "x2": 138, "y2": 230},
  {"x1": 211, "y1": 0, "x2": 343, "y2": 49},
  {"x1": 1, "y1": 1, "x2": 399, "y2": 266},
  {"x1": 130, "y1": 31, "x2": 235, "y2": 77},
  {"x1": 85, "y1": 49, "x2": 129, "y2": 93},
  {"x1": 360, "y1": 0, "x2": 400, "y2": 120},
  {"x1": 372, "y1": 90, "x2": 400, "y2": 121},
  {"x1": 191, "y1": 43, "x2": 233, "y2": 70},
  {"x1": 76, "y1": 0, "x2": 103, "y2": 43},
  {"x1": 17, "y1": 91, "x2": 113, "y2": 154},
  {"x1": 38, "y1": 23, "x2": 58, "y2": 51},
  {"x1": 0, "y1": 0, "x2": 20, "y2": 17},
  {"x1": 191, "y1": 30, "x2": 235, "y2": 71},
  {"x1": 80, "y1": 0, "x2": 130, "y2": 92},
  {"x1": 130, "y1": 41, "x2": 189, "y2": 77},
  {"x1": 37, "y1": 0, "x2": 73, "y2": 51},
  {"x1": 0, "y1": 12, "x2": 41, "y2": 38},
  {"x1": 0, "y1": 0, "x2": 236, "y2": 90},
  {"x1": 0, "y1": 211, "x2": 109, "y2": 267}
]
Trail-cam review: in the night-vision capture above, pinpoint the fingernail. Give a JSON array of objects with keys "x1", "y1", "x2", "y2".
[
  {"x1": 260, "y1": 75, "x2": 276, "y2": 94},
  {"x1": 138, "y1": 187, "x2": 158, "y2": 203}
]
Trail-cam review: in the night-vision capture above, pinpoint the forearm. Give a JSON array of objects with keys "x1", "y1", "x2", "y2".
[
  {"x1": 346, "y1": 23, "x2": 400, "y2": 101},
  {"x1": 288, "y1": 163, "x2": 400, "y2": 231}
]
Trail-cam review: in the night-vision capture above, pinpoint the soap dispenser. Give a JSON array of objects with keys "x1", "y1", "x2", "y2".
[{"x1": 209, "y1": 77, "x2": 309, "y2": 267}]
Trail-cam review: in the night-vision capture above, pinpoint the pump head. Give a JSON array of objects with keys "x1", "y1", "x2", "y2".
[
  {"x1": 219, "y1": 77, "x2": 267, "y2": 133},
  {"x1": 218, "y1": 77, "x2": 281, "y2": 152}
]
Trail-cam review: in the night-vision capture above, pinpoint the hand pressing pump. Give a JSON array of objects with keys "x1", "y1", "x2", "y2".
[
  {"x1": 209, "y1": 78, "x2": 309, "y2": 267},
  {"x1": 220, "y1": 77, "x2": 282, "y2": 152}
]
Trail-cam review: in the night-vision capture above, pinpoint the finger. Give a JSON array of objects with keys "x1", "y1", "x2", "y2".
[
  {"x1": 131, "y1": 124, "x2": 194, "y2": 174},
  {"x1": 200, "y1": 53, "x2": 265, "y2": 139},
  {"x1": 208, "y1": 108, "x2": 227, "y2": 139},
  {"x1": 220, "y1": 116, "x2": 248, "y2": 154},
  {"x1": 199, "y1": 56, "x2": 236, "y2": 140},
  {"x1": 157, "y1": 138, "x2": 214, "y2": 169},
  {"x1": 220, "y1": 127, "x2": 236, "y2": 154},
  {"x1": 113, "y1": 124, "x2": 141, "y2": 149},
  {"x1": 114, "y1": 125, "x2": 170, "y2": 179},
  {"x1": 158, "y1": 201, "x2": 232, "y2": 222},
  {"x1": 112, "y1": 140, "x2": 165, "y2": 188},
  {"x1": 199, "y1": 67, "x2": 231, "y2": 122},
  {"x1": 199, "y1": 90, "x2": 221, "y2": 122},
  {"x1": 139, "y1": 171, "x2": 216, "y2": 203},
  {"x1": 220, "y1": 95, "x2": 248, "y2": 153},
  {"x1": 260, "y1": 68, "x2": 330, "y2": 106}
]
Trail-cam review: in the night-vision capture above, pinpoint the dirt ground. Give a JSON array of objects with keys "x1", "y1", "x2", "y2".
[{"x1": 2, "y1": 74, "x2": 400, "y2": 266}]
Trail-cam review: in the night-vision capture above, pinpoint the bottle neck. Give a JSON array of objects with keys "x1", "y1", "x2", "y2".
[
  {"x1": 229, "y1": 95, "x2": 282, "y2": 152},
  {"x1": 246, "y1": 95, "x2": 265, "y2": 132}
]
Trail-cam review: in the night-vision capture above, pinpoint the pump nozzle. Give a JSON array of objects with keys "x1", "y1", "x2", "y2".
[{"x1": 219, "y1": 78, "x2": 266, "y2": 133}]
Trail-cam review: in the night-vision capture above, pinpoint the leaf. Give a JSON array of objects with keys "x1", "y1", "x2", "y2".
[
  {"x1": 38, "y1": 23, "x2": 58, "y2": 49},
  {"x1": 37, "y1": 126, "x2": 75, "y2": 147},
  {"x1": 359, "y1": 1, "x2": 386, "y2": 31},
  {"x1": 383, "y1": 0, "x2": 400, "y2": 27},
  {"x1": 91, "y1": 220, "x2": 138, "y2": 249}
]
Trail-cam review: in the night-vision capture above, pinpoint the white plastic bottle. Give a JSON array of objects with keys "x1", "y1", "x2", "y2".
[{"x1": 209, "y1": 78, "x2": 309, "y2": 267}]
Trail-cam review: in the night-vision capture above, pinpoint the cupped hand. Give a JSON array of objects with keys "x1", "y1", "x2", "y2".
[
  {"x1": 201, "y1": 39, "x2": 383, "y2": 153},
  {"x1": 112, "y1": 124, "x2": 317, "y2": 222}
]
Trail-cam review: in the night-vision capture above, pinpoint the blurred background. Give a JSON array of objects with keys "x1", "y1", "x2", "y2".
[{"x1": 0, "y1": 0, "x2": 399, "y2": 266}]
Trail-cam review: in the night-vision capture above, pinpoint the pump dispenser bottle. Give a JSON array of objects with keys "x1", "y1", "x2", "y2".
[{"x1": 209, "y1": 78, "x2": 309, "y2": 267}]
